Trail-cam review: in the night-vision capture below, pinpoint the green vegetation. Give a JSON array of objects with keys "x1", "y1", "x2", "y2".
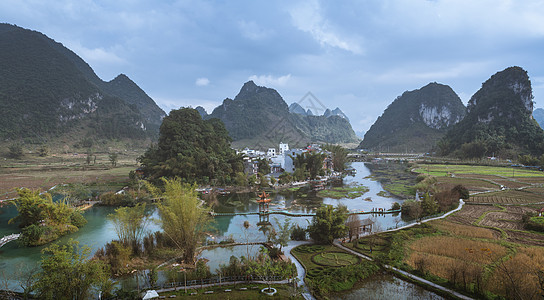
[
  {"x1": 413, "y1": 164, "x2": 544, "y2": 178},
  {"x1": 317, "y1": 184, "x2": 369, "y2": 199},
  {"x1": 9, "y1": 188, "x2": 87, "y2": 246},
  {"x1": 109, "y1": 203, "x2": 151, "y2": 246},
  {"x1": 366, "y1": 162, "x2": 417, "y2": 198},
  {"x1": 440, "y1": 67, "x2": 544, "y2": 158},
  {"x1": 291, "y1": 151, "x2": 326, "y2": 180},
  {"x1": 147, "y1": 178, "x2": 213, "y2": 263},
  {"x1": 359, "y1": 82, "x2": 466, "y2": 152},
  {"x1": 139, "y1": 108, "x2": 243, "y2": 184},
  {"x1": 322, "y1": 144, "x2": 349, "y2": 172},
  {"x1": 0, "y1": 24, "x2": 164, "y2": 142},
  {"x1": 292, "y1": 244, "x2": 378, "y2": 298},
  {"x1": 159, "y1": 283, "x2": 302, "y2": 299},
  {"x1": 307, "y1": 204, "x2": 348, "y2": 244},
  {"x1": 207, "y1": 81, "x2": 358, "y2": 147},
  {"x1": 34, "y1": 240, "x2": 111, "y2": 300}
]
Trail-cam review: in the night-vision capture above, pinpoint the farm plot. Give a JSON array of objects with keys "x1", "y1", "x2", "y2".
[
  {"x1": 446, "y1": 204, "x2": 498, "y2": 225},
  {"x1": 470, "y1": 190, "x2": 544, "y2": 204},
  {"x1": 430, "y1": 219, "x2": 498, "y2": 239},
  {"x1": 435, "y1": 177, "x2": 499, "y2": 193},
  {"x1": 414, "y1": 164, "x2": 544, "y2": 178}
]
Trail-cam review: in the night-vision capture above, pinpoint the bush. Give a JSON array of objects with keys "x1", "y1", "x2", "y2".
[
  {"x1": 390, "y1": 202, "x2": 401, "y2": 211},
  {"x1": 290, "y1": 225, "x2": 307, "y2": 240},
  {"x1": 70, "y1": 211, "x2": 87, "y2": 228},
  {"x1": 525, "y1": 215, "x2": 544, "y2": 232}
]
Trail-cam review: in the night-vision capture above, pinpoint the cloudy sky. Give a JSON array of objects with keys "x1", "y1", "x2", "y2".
[{"x1": 2, "y1": 0, "x2": 544, "y2": 134}]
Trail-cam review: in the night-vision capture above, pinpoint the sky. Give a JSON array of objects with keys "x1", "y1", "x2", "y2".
[{"x1": 2, "y1": 0, "x2": 544, "y2": 134}]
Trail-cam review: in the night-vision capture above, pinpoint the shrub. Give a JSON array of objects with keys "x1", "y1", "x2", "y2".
[
  {"x1": 70, "y1": 211, "x2": 87, "y2": 228},
  {"x1": 290, "y1": 225, "x2": 307, "y2": 240}
]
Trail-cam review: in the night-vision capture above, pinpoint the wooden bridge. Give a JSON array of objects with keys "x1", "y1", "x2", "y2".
[{"x1": 0, "y1": 233, "x2": 20, "y2": 248}]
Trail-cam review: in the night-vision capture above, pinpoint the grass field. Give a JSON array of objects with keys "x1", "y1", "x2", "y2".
[
  {"x1": 414, "y1": 164, "x2": 544, "y2": 178},
  {"x1": 0, "y1": 152, "x2": 138, "y2": 199}
]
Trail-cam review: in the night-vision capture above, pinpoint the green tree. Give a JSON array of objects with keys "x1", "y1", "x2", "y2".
[
  {"x1": 257, "y1": 158, "x2": 271, "y2": 174},
  {"x1": 108, "y1": 153, "x2": 118, "y2": 167},
  {"x1": 234, "y1": 172, "x2": 248, "y2": 187},
  {"x1": 271, "y1": 217, "x2": 292, "y2": 253},
  {"x1": 138, "y1": 108, "x2": 243, "y2": 184},
  {"x1": 147, "y1": 178, "x2": 212, "y2": 263},
  {"x1": 8, "y1": 143, "x2": 23, "y2": 159},
  {"x1": 33, "y1": 240, "x2": 109, "y2": 300},
  {"x1": 38, "y1": 144, "x2": 49, "y2": 157},
  {"x1": 109, "y1": 203, "x2": 150, "y2": 246},
  {"x1": 307, "y1": 204, "x2": 348, "y2": 244},
  {"x1": 323, "y1": 144, "x2": 349, "y2": 172}
]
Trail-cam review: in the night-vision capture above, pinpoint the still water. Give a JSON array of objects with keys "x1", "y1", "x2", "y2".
[{"x1": 0, "y1": 162, "x2": 442, "y2": 298}]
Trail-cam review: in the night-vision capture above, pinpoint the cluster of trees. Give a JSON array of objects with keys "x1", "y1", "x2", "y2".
[
  {"x1": 401, "y1": 175, "x2": 468, "y2": 220},
  {"x1": 290, "y1": 151, "x2": 327, "y2": 180},
  {"x1": 9, "y1": 188, "x2": 87, "y2": 246},
  {"x1": 307, "y1": 204, "x2": 349, "y2": 244},
  {"x1": 139, "y1": 108, "x2": 244, "y2": 185},
  {"x1": 322, "y1": 144, "x2": 349, "y2": 172}
]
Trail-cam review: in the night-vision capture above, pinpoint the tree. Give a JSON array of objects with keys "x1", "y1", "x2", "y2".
[
  {"x1": 147, "y1": 178, "x2": 212, "y2": 263},
  {"x1": 307, "y1": 204, "x2": 348, "y2": 244},
  {"x1": 234, "y1": 172, "x2": 248, "y2": 187},
  {"x1": 8, "y1": 143, "x2": 23, "y2": 159},
  {"x1": 38, "y1": 145, "x2": 49, "y2": 157},
  {"x1": 109, "y1": 153, "x2": 118, "y2": 167},
  {"x1": 323, "y1": 144, "x2": 349, "y2": 172},
  {"x1": 257, "y1": 158, "x2": 271, "y2": 174},
  {"x1": 138, "y1": 108, "x2": 243, "y2": 184},
  {"x1": 34, "y1": 240, "x2": 109, "y2": 300},
  {"x1": 272, "y1": 217, "x2": 292, "y2": 253},
  {"x1": 346, "y1": 214, "x2": 361, "y2": 241},
  {"x1": 109, "y1": 203, "x2": 150, "y2": 247}
]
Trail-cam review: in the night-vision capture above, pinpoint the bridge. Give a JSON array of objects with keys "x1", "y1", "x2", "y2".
[
  {"x1": 210, "y1": 209, "x2": 401, "y2": 218},
  {"x1": 0, "y1": 233, "x2": 20, "y2": 248}
]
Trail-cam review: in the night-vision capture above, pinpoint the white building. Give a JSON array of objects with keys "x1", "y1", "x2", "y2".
[
  {"x1": 267, "y1": 148, "x2": 276, "y2": 157},
  {"x1": 279, "y1": 143, "x2": 289, "y2": 155}
]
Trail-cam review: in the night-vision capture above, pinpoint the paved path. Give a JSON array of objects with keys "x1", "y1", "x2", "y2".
[
  {"x1": 333, "y1": 199, "x2": 473, "y2": 300},
  {"x1": 283, "y1": 240, "x2": 315, "y2": 300}
]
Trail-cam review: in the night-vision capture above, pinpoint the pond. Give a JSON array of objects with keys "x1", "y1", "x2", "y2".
[{"x1": 0, "y1": 162, "x2": 427, "y2": 296}]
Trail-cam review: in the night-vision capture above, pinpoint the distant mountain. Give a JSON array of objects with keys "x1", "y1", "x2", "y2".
[
  {"x1": 533, "y1": 108, "x2": 544, "y2": 129},
  {"x1": 206, "y1": 81, "x2": 359, "y2": 148},
  {"x1": 324, "y1": 108, "x2": 349, "y2": 122},
  {"x1": 0, "y1": 23, "x2": 165, "y2": 143},
  {"x1": 289, "y1": 103, "x2": 349, "y2": 121},
  {"x1": 359, "y1": 82, "x2": 466, "y2": 152},
  {"x1": 195, "y1": 106, "x2": 208, "y2": 118},
  {"x1": 440, "y1": 66, "x2": 544, "y2": 157}
]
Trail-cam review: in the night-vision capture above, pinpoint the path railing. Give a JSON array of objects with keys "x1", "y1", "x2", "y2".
[{"x1": 0, "y1": 233, "x2": 20, "y2": 248}]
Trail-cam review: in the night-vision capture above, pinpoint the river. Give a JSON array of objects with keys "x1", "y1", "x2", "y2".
[{"x1": 0, "y1": 162, "x2": 444, "y2": 298}]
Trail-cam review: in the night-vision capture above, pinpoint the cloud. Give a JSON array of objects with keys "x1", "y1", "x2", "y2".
[
  {"x1": 248, "y1": 74, "x2": 292, "y2": 87},
  {"x1": 288, "y1": 0, "x2": 363, "y2": 54},
  {"x1": 195, "y1": 77, "x2": 210, "y2": 86}
]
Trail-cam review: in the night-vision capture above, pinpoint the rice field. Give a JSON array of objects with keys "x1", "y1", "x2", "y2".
[
  {"x1": 469, "y1": 190, "x2": 544, "y2": 204},
  {"x1": 407, "y1": 236, "x2": 507, "y2": 265}
]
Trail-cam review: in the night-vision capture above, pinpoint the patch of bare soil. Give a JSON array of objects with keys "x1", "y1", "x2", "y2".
[
  {"x1": 447, "y1": 204, "x2": 497, "y2": 225},
  {"x1": 479, "y1": 211, "x2": 525, "y2": 230}
]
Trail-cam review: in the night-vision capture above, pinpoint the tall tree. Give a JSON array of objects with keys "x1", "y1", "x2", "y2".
[
  {"x1": 147, "y1": 178, "x2": 212, "y2": 263},
  {"x1": 307, "y1": 204, "x2": 348, "y2": 244},
  {"x1": 33, "y1": 240, "x2": 110, "y2": 300},
  {"x1": 323, "y1": 144, "x2": 349, "y2": 172},
  {"x1": 109, "y1": 203, "x2": 150, "y2": 246},
  {"x1": 139, "y1": 108, "x2": 243, "y2": 184}
]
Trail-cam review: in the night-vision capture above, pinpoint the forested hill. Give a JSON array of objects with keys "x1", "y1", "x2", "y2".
[
  {"x1": 359, "y1": 82, "x2": 466, "y2": 153},
  {"x1": 0, "y1": 23, "x2": 165, "y2": 143},
  {"x1": 206, "y1": 81, "x2": 359, "y2": 148},
  {"x1": 439, "y1": 66, "x2": 544, "y2": 157}
]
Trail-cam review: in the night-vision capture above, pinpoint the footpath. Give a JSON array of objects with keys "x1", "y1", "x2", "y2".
[{"x1": 333, "y1": 199, "x2": 473, "y2": 300}]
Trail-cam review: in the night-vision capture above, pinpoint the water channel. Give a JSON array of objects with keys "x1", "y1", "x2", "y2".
[{"x1": 0, "y1": 162, "x2": 444, "y2": 298}]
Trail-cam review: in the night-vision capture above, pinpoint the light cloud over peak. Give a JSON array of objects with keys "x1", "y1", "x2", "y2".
[{"x1": 248, "y1": 74, "x2": 292, "y2": 87}]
